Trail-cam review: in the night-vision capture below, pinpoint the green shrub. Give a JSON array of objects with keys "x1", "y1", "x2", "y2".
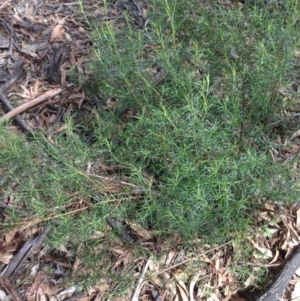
[{"x1": 84, "y1": 0, "x2": 299, "y2": 241}]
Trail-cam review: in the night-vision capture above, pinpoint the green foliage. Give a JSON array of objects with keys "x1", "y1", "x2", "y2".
[
  {"x1": 84, "y1": 0, "x2": 299, "y2": 241},
  {"x1": 0, "y1": 0, "x2": 300, "y2": 291}
]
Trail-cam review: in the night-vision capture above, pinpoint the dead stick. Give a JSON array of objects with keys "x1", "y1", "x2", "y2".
[
  {"x1": 131, "y1": 258, "x2": 151, "y2": 301},
  {"x1": 0, "y1": 88, "x2": 63, "y2": 122}
]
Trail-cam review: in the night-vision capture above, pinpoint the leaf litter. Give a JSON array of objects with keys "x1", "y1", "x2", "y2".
[{"x1": 0, "y1": 0, "x2": 300, "y2": 300}]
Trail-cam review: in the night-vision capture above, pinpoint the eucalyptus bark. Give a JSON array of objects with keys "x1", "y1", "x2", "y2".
[{"x1": 256, "y1": 245, "x2": 300, "y2": 301}]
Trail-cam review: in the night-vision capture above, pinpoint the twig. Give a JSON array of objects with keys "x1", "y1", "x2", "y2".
[
  {"x1": 0, "y1": 1, "x2": 8, "y2": 10},
  {"x1": 43, "y1": 2, "x2": 79, "y2": 6},
  {"x1": 157, "y1": 241, "x2": 233, "y2": 275},
  {"x1": 157, "y1": 258, "x2": 196, "y2": 275},
  {"x1": 131, "y1": 258, "x2": 151, "y2": 301},
  {"x1": 87, "y1": 172, "x2": 141, "y2": 189},
  {"x1": 0, "y1": 88, "x2": 64, "y2": 122},
  {"x1": 0, "y1": 196, "x2": 147, "y2": 228},
  {"x1": 248, "y1": 263, "x2": 280, "y2": 268}
]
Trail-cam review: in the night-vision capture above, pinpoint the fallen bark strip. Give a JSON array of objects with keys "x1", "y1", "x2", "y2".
[
  {"x1": 0, "y1": 227, "x2": 51, "y2": 278},
  {"x1": 0, "y1": 88, "x2": 63, "y2": 122},
  {"x1": 256, "y1": 244, "x2": 300, "y2": 301}
]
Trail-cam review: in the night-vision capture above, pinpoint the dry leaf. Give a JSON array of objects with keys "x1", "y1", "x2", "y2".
[
  {"x1": 249, "y1": 239, "x2": 273, "y2": 259},
  {"x1": 174, "y1": 293, "x2": 180, "y2": 301},
  {"x1": 164, "y1": 250, "x2": 177, "y2": 266},
  {"x1": 30, "y1": 264, "x2": 39, "y2": 276},
  {"x1": 39, "y1": 283, "x2": 54, "y2": 296},
  {"x1": 244, "y1": 275, "x2": 256, "y2": 287},
  {"x1": 296, "y1": 208, "x2": 300, "y2": 229},
  {"x1": 18, "y1": 85, "x2": 32, "y2": 99},
  {"x1": 295, "y1": 266, "x2": 300, "y2": 277},
  {"x1": 0, "y1": 290, "x2": 8, "y2": 300},
  {"x1": 270, "y1": 248, "x2": 280, "y2": 264},
  {"x1": 88, "y1": 278, "x2": 109, "y2": 295},
  {"x1": 264, "y1": 202, "x2": 276, "y2": 211},
  {"x1": 127, "y1": 221, "x2": 152, "y2": 239},
  {"x1": 57, "y1": 285, "x2": 79, "y2": 300},
  {"x1": 50, "y1": 19, "x2": 66, "y2": 43},
  {"x1": 292, "y1": 282, "x2": 300, "y2": 301},
  {"x1": 207, "y1": 293, "x2": 220, "y2": 301},
  {"x1": 17, "y1": 80, "x2": 42, "y2": 100},
  {"x1": 77, "y1": 297, "x2": 90, "y2": 301},
  {"x1": 189, "y1": 274, "x2": 199, "y2": 301},
  {"x1": 5, "y1": 219, "x2": 40, "y2": 244},
  {"x1": 0, "y1": 253, "x2": 13, "y2": 264},
  {"x1": 287, "y1": 219, "x2": 299, "y2": 241},
  {"x1": 176, "y1": 280, "x2": 189, "y2": 301}
]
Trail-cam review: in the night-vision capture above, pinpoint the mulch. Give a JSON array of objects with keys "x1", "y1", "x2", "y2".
[{"x1": 0, "y1": 0, "x2": 96, "y2": 135}]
